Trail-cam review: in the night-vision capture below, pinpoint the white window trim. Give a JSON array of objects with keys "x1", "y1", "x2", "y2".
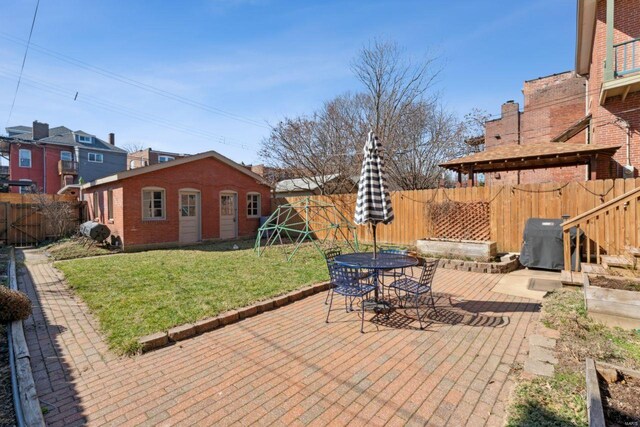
[
  {"x1": 60, "y1": 151, "x2": 73, "y2": 161},
  {"x1": 246, "y1": 192, "x2": 261, "y2": 218},
  {"x1": 19, "y1": 149, "x2": 32, "y2": 168},
  {"x1": 77, "y1": 135, "x2": 93, "y2": 143},
  {"x1": 18, "y1": 179, "x2": 32, "y2": 194},
  {"x1": 158, "y1": 155, "x2": 175, "y2": 163},
  {"x1": 141, "y1": 187, "x2": 166, "y2": 221},
  {"x1": 88, "y1": 152, "x2": 104, "y2": 163},
  {"x1": 93, "y1": 192, "x2": 99, "y2": 219}
]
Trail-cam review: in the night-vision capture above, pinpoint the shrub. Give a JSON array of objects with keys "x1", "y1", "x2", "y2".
[{"x1": 0, "y1": 286, "x2": 32, "y2": 322}]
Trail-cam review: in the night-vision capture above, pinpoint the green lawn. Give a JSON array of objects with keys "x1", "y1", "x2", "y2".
[{"x1": 55, "y1": 239, "x2": 329, "y2": 354}]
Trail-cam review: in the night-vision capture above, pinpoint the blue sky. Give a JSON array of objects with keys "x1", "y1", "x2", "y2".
[{"x1": 0, "y1": 0, "x2": 577, "y2": 164}]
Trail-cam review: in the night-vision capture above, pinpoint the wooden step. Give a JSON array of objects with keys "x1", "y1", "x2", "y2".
[
  {"x1": 581, "y1": 263, "x2": 607, "y2": 275},
  {"x1": 600, "y1": 255, "x2": 634, "y2": 269},
  {"x1": 625, "y1": 246, "x2": 640, "y2": 258},
  {"x1": 561, "y1": 270, "x2": 583, "y2": 286}
]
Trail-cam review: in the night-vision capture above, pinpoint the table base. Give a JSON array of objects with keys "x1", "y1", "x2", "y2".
[{"x1": 363, "y1": 299, "x2": 394, "y2": 314}]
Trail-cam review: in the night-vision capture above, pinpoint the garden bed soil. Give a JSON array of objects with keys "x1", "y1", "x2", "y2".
[
  {"x1": 0, "y1": 323, "x2": 17, "y2": 427},
  {"x1": 599, "y1": 373, "x2": 640, "y2": 426},
  {"x1": 589, "y1": 275, "x2": 640, "y2": 292}
]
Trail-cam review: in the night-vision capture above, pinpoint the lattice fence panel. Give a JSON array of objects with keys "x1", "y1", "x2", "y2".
[{"x1": 426, "y1": 200, "x2": 490, "y2": 241}]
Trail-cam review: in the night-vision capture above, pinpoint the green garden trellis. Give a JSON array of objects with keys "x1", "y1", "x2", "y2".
[{"x1": 254, "y1": 197, "x2": 359, "y2": 261}]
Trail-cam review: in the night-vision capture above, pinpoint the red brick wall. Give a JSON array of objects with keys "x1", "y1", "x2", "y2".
[
  {"x1": 86, "y1": 157, "x2": 272, "y2": 250},
  {"x1": 9, "y1": 143, "x2": 71, "y2": 194},
  {"x1": 485, "y1": 72, "x2": 589, "y2": 185},
  {"x1": 587, "y1": 0, "x2": 640, "y2": 179}
]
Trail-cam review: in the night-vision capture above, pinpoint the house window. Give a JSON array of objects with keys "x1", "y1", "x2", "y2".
[
  {"x1": 88, "y1": 152, "x2": 103, "y2": 163},
  {"x1": 129, "y1": 160, "x2": 136, "y2": 169},
  {"x1": 93, "y1": 192, "x2": 99, "y2": 219},
  {"x1": 77, "y1": 135, "x2": 93, "y2": 143},
  {"x1": 158, "y1": 155, "x2": 174, "y2": 163},
  {"x1": 247, "y1": 193, "x2": 261, "y2": 217},
  {"x1": 142, "y1": 188, "x2": 165, "y2": 220},
  {"x1": 19, "y1": 149, "x2": 31, "y2": 168},
  {"x1": 107, "y1": 190, "x2": 114, "y2": 220},
  {"x1": 18, "y1": 179, "x2": 32, "y2": 194},
  {"x1": 60, "y1": 151, "x2": 73, "y2": 161}
]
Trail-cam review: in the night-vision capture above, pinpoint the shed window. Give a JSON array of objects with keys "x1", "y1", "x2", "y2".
[
  {"x1": 88, "y1": 152, "x2": 103, "y2": 163},
  {"x1": 247, "y1": 193, "x2": 261, "y2": 217},
  {"x1": 107, "y1": 190, "x2": 114, "y2": 220},
  {"x1": 93, "y1": 192, "x2": 99, "y2": 219},
  {"x1": 142, "y1": 188, "x2": 165, "y2": 220},
  {"x1": 19, "y1": 149, "x2": 31, "y2": 168}
]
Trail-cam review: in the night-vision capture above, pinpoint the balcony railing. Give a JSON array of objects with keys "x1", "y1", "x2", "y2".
[
  {"x1": 615, "y1": 38, "x2": 640, "y2": 77},
  {"x1": 58, "y1": 160, "x2": 78, "y2": 175},
  {"x1": 0, "y1": 165, "x2": 8, "y2": 177}
]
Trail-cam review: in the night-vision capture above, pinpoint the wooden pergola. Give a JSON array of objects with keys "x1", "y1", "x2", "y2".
[{"x1": 440, "y1": 143, "x2": 621, "y2": 186}]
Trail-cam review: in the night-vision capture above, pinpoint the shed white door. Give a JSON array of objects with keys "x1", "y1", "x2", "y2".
[
  {"x1": 179, "y1": 191, "x2": 200, "y2": 243},
  {"x1": 220, "y1": 193, "x2": 237, "y2": 239}
]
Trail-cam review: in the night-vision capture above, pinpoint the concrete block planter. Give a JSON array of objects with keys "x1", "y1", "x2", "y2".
[
  {"x1": 584, "y1": 274, "x2": 640, "y2": 329},
  {"x1": 416, "y1": 238, "x2": 497, "y2": 262},
  {"x1": 138, "y1": 281, "x2": 332, "y2": 353}
]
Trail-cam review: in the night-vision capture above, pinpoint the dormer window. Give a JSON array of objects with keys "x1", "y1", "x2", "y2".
[
  {"x1": 158, "y1": 155, "x2": 175, "y2": 163},
  {"x1": 77, "y1": 135, "x2": 93, "y2": 144}
]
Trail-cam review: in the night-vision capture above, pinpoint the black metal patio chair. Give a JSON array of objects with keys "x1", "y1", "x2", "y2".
[
  {"x1": 326, "y1": 264, "x2": 376, "y2": 333},
  {"x1": 387, "y1": 259, "x2": 438, "y2": 329},
  {"x1": 379, "y1": 247, "x2": 409, "y2": 298},
  {"x1": 323, "y1": 247, "x2": 342, "y2": 305}
]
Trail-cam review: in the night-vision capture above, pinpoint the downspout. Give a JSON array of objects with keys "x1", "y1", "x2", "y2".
[{"x1": 42, "y1": 145, "x2": 46, "y2": 193}]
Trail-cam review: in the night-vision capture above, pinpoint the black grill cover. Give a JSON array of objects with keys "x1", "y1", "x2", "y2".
[{"x1": 520, "y1": 218, "x2": 579, "y2": 271}]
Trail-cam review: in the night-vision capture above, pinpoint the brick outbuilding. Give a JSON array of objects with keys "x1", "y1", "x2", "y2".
[{"x1": 81, "y1": 151, "x2": 272, "y2": 251}]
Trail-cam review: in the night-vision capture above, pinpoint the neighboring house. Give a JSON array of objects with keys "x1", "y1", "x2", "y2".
[
  {"x1": 127, "y1": 148, "x2": 189, "y2": 170},
  {"x1": 82, "y1": 150, "x2": 272, "y2": 251},
  {"x1": 441, "y1": 0, "x2": 639, "y2": 186},
  {"x1": 275, "y1": 174, "x2": 358, "y2": 198},
  {"x1": 4, "y1": 121, "x2": 128, "y2": 193}
]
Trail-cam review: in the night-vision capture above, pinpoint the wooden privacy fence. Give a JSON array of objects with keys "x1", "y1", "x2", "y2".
[
  {"x1": 277, "y1": 177, "x2": 640, "y2": 254},
  {"x1": 0, "y1": 193, "x2": 83, "y2": 246}
]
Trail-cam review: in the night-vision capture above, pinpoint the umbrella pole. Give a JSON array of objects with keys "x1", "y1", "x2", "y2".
[{"x1": 372, "y1": 223, "x2": 377, "y2": 259}]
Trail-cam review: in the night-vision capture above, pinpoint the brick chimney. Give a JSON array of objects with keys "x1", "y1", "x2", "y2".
[
  {"x1": 109, "y1": 133, "x2": 115, "y2": 145},
  {"x1": 32, "y1": 121, "x2": 49, "y2": 140}
]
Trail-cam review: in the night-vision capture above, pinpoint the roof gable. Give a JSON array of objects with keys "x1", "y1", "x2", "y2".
[{"x1": 82, "y1": 150, "x2": 271, "y2": 189}]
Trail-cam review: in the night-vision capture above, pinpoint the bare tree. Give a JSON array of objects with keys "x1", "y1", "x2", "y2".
[
  {"x1": 462, "y1": 108, "x2": 491, "y2": 153},
  {"x1": 121, "y1": 142, "x2": 146, "y2": 153},
  {"x1": 261, "y1": 39, "x2": 467, "y2": 191},
  {"x1": 32, "y1": 192, "x2": 77, "y2": 238}
]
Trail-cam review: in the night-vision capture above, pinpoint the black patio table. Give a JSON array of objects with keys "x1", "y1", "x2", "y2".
[{"x1": 334, "y1": 252, "x2": 419, "y2": 313}]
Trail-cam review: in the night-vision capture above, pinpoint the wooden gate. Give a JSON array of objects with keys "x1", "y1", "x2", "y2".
[{"x1": 9, "y1": 204, "x2": 45, "y2": 246}]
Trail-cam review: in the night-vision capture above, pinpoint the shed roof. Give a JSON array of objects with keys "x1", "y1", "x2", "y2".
[
  {"x1": 439, "y1": 143, "x2": 621, "y2": 173},
  {"x1": 81, "y1": 150, "x2": 271, "y2": 189}
]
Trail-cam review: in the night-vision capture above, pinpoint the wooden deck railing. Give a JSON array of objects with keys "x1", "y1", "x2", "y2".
[{"x1": 562, "y1": 186, "x2": 640, "y2": 272}]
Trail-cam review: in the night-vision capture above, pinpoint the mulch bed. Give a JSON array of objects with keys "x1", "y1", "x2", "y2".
[
  {"x1": 0, "y1": 322, "x2": 17, "y2": 427},
  {"x1": 599, "y1": 373, "x2": 640, "y2": 426},
  {"x1": 590, "y1": 275, "x2": 640, "y2": 292}
]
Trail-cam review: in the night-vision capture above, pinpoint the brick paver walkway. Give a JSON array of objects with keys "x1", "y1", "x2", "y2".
[{"x1": 18, "y1": 249, "x2": 540, "y2": 426}]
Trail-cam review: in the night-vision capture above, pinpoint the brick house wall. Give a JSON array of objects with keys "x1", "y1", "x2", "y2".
[
  {"x1": 484, "y1": 72, "x2": 589, "y2": 185},
  {"x1": 587, "y1": 0, "x2": 640, "y2": 178},
  {"x1": 85, "y1": 156, "x2": 272, "y2": 250},
  {"x1": 9, "y1": 143, "x2": 70, "y2": 194}
]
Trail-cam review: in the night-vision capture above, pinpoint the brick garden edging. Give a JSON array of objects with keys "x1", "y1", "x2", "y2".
[
  {"x1": 433, "y1": 255, "x2": 520, "y2": 274},
  {"x1": 138, "y1": 281, "x2": 332, "y2": 353},
  {"x1": 7, "y1": 248, "x2": 46, "y2": 427}
]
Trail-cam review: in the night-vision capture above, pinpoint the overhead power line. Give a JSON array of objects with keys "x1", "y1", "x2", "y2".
[
  {"x1": 0, "y1": 67, "x2": 255, "y2": 151},
  {"x1": 0, "y1": 32, "x2": 269, "y2": 129},
  {"x1": 5, "y1": 0, "x2": 40, "y2": 127}
]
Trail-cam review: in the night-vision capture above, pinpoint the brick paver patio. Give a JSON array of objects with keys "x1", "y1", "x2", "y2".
[{"x1": 18, "y1": 249, "x2": 540, "y2": 426}]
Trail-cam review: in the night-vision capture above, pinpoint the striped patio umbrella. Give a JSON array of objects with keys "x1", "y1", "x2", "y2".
[{"x1": 354, "y1": 132, "x2": 394, "y2": 258}]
